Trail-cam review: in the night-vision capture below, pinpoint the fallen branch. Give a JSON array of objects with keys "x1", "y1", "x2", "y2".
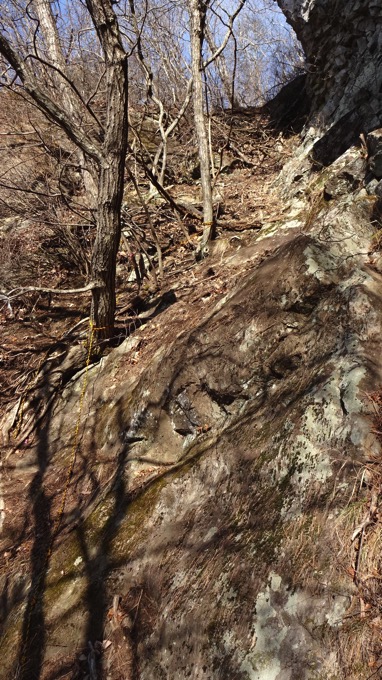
[
  {"x1": 61, "y1": 317, "x2": 90, "y2": 339},
  {"x1": 0, "y1": 293, "x2": 14, "y2": 316},
  {"x1": 228, "y1": 141, "x2": 257, "y2": 166},
  {"x1": 129, "y1": 145, "x2": 203, "y2": 220},
  {"x1": 4, "y1": 281, "x2": 103, "y2": 299}
]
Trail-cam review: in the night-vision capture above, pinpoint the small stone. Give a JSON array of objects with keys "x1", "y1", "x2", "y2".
[
  {"x1": 366, "y1": 178, "x2": 379, "y2": 194},
  {"x1": 367, "y1": 128, "x2": 382, "y2": 156}
]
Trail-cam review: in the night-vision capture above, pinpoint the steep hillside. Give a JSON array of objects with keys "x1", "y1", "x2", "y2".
[
  {"x1": 2, "y1": 122, "x2": 382, "y2": 680},
  {"x1": 1, "y1": 2, "x2": 382, "y2": 679}
]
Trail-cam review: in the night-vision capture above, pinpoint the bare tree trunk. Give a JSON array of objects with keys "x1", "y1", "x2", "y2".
[
  {"x1": 85, "y1": 0, "x2": 128, "y2": 341},
  {"x1": 0, "y1": 0, "x2": 128, "y2": 344},
  {"x1": 90, "y1": 158, "x2": 125, "y2": 338},
  {"x1": 32, "y1": 0, "x2": 128, "y2": 341},
  {"x1": 205, "y1": 24, "x2": 239, "y2": 109},
  {"x1": 34, "y1": 0, "x2": 98, "y2": 205},
  {"x1": 189, "y1": 0, "x2": 215, "y2": 254},
  {"x1": 34, "y1": 0, "x2": 129, "y2": 341}
]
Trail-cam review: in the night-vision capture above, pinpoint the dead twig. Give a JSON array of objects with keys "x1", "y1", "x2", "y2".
[
  {"x1": 352, "y1": 489, "x2": 379, "y2": 585},
  {"x1": 4, "y1": 281, "x2": 102, "y2": 299}
]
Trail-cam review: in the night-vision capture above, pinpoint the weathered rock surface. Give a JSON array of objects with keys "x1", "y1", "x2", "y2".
[
  {"x1": 3, "y1": 4, "x2": 382, "y2": 677},
  {"x1": 1, "y1": 141, "x2": 382, "y2": 679},
  {"x1": 277, "y1": 0, "x2": 382, "y2": 164}
]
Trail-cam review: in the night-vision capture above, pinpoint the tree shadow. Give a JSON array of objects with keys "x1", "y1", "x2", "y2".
[
  {"x1": 1, "y1": 223, "x2": 373, "y2": 679},
  {"x1": 74, "y1": 402, "x2": 140, "y2": 679},
  {"x1": 5, "y1": 347, "x2": 78, "y2": 680},
  {"x1": 15, "y1": 417, "x2": 52, "y2": 680}
]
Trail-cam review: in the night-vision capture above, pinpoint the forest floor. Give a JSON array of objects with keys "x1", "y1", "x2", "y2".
[
  {"x1": 0, "y1": 110, "x2": 292, "y2": 425},
  {"x1": 0, "y1": 109, "x2": 298, "y2": 679}
]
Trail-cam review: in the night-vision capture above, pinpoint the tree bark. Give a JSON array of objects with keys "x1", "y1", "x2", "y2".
[
  {"x1": 85, "y1": 0, "x2": 128, "y2": 341},
  {"x1": 91, "y1": 151, "x2": 127, "y2": 339},
  {"x1": 189, "y1": 0, "x2": 215, "y2": 254}
]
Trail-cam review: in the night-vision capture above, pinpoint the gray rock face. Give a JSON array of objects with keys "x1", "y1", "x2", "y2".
[
  {"x1": 2, "y1": 146, "x2": 382, "y2": 679},
  {"x1": 367, "y1": 128, "x2": 382, "y2": 179},
  {"x1": 324, "y1": 154, "x2": 366, "y2": 199},
  {"x1": 277, "y1": 0, "x2": 382, "y2": 163}
]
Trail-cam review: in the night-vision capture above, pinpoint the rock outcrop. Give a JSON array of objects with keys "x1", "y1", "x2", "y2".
[
  {"x1": 277, "y1": 0, "x2": 382, "y2": 164},
  {"x1": 2, "y1": 140, "x2": 382, "y2": 679},
  {"x1": 2, "y1": 4, "x2": 382, "y2": 680}
]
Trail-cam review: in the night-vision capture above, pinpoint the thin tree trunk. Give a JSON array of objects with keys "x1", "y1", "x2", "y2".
[
  {"x1": 89, "y1": 39, "x2": 128, "y2": 340},
  {"x1": 0, "y1": 0, "x2": 128, "y2": 346},
  {"x1": 35, "y1": 0, "x2": 127, "y2": 340},
  {"x1": 205, "y1": 25, "x2": 239, "y2": 109},
  {"x1": 34, "y1": 0, "x2": 98, "y2": 205},
  {"x1": 91, "y1": 159, "x2": 124, "y2": 337},
  {"x1": 189, "y1": 0, "x2": 215, "y2": 254},
  {"x1": 84, "y1": 0, "x2": 128, "y2": 341}
]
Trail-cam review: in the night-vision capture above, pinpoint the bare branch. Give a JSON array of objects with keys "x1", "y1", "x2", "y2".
[
  {"x1": 203, "y1": 0, "x2": 247, "y2": 69},
  {"x1": 4, "y1": 281, "x2": 103, "y2": 299},
  {"x1": 0, "y1": 179, "x2": 60, "y2": 198},
  {"x1": 26, "y1": 52, "x2": 104, "y2": 131},
  {"x1": 0, "y1": 33, "x2": 103, "y2": 164}
]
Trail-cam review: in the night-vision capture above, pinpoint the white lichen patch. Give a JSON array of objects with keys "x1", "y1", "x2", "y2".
[
  {"x1": 267, "y1": 372, "x2": 355, "y2": 518},
  {"x1": 241, "y1": 572, "x2": 349, "y2": 679},
  {"x1": 239, "y1": 319, "x2": 262, "y2": 353},
  {"x1": 257, "y1": 219, "x2": 303, "y2": 242},
  {"x1": 280, "y1": 432, "x2": 333, "y2": 519},
  {"x1": 303, "y1": 245, "x2": 340, "y2": 283},
  {"x1": 340, "y1": 364, "x2": 366, "y2": 416}
]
